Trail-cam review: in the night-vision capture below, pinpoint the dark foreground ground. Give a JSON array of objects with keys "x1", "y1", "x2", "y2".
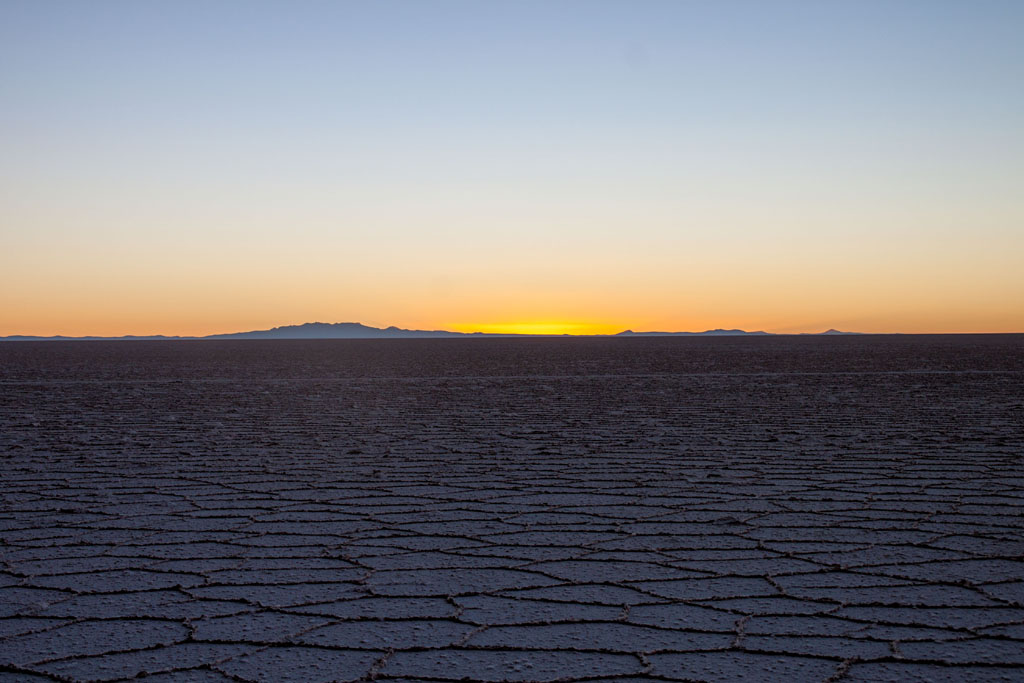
[{"x1": 1, "y1": 336, "x2": 1023, "y2": 682}]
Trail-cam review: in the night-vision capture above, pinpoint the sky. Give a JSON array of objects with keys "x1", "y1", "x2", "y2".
[{"x1": 2, "y1": 0, "x2": 1022, "y2": 336}]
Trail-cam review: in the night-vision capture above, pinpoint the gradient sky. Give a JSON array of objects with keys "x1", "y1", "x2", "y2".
[{"x1": 2, "y1": 0, "x2": 1022, "y2": 336}]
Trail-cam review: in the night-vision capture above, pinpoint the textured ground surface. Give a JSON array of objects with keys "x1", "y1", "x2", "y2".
[{"x1": 1, "y1": 336, "x2": 1023, "y2": 682}]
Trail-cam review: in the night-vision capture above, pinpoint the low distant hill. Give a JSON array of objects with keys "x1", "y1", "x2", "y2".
[
  {"x1": 0, "y1": 334, "x2": 188, "y2": 341},
  {"x1": 815, "y1": 328, "x2": 863, "y2": 335},
  {"x1": 205, "y1": 322, "x2": 468, "y2": 339},
  {"x1": 0, "y1": 322, "x2": 863, "y2": 340}
]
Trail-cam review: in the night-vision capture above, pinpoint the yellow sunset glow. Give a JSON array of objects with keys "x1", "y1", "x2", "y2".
[{"x1": 449, "y1": 321, "x2": 625, "y2": 336}]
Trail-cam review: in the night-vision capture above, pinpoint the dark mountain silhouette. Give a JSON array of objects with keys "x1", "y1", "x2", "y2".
[
  {"x1": 802, "y1": 329, "x2": 864, "y2": 336},
  {"x1": 204, "y1": 322, "x2": 467, "y2": 339},
  {"x1": 1, "y1": 322, "x2": 864, "y2": 340}
]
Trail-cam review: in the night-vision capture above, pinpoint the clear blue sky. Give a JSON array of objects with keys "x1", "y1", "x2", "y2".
[{"x1": 2, "y1": 1, "x2": 1022, "y2": 334}]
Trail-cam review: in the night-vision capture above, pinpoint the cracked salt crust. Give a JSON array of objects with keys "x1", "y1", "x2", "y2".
[{"x1": 1, "y1": 336, "x2": 1023, "y2": 682}]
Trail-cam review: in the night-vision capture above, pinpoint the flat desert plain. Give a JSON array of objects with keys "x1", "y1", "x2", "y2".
[{"x1": 1, "y1": 336, "x2": 1023, "y2": 682}]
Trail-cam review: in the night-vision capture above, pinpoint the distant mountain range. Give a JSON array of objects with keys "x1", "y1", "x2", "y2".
[
  {"x1": 1, "y1": 322, "x2": 864, "y2": 340},
  {"x1": 208, "y1": 322, "x2": 466, "y2": 339}
]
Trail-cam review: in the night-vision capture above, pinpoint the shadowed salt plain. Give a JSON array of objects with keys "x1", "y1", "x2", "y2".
[{"x1": 1, "y1": 336, "x2": 1023, "y2": 682}]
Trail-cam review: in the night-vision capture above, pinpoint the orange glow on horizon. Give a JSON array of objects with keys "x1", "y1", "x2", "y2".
[{"x1": 3, "y1": 311, "x2": 1024, "y2": 339}]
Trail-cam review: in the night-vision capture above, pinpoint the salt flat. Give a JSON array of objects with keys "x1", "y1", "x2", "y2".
[{"x1": 1, "y1": 336, "x2": 1022, "y2": 682}]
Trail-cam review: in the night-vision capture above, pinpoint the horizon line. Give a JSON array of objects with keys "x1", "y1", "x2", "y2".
[{"x1": 2, "y1": 320, "x2": 1022, "y2": 340}]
